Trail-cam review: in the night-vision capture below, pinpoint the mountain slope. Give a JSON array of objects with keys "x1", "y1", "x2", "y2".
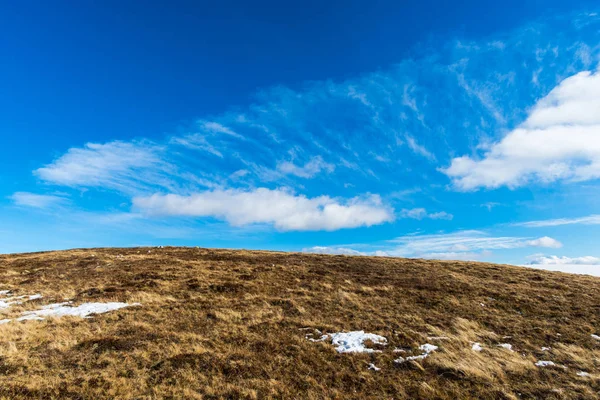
[{"x1": 1, "y1": 247, "x2": 599, "y2": 399}]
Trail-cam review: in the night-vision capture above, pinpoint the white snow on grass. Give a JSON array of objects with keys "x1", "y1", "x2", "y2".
[
  {"x1": 0, "y1": 301, "x2": 141, "y2": 324},
  {"x1": 327, "y1": 331, "x2": 387, "y2": 353},
  {"x1": 0, "y1": 293, "x2": 42, "y2": 309},
  {"x1": 368, "y1": 363, "x2": 381, "y2": 371},
  {"x1": 577, "y1": 371, "x2": 591, "y2": 377},
  {"x1": 307, "y1": 330, "x2": 387, "y2": 353},
  {"x1": 535, "y1": 360, "x2": 556, "y2": 367},
  {"x1": 591, "y1": 334, "x2": 600, "y2": 341},
  {"x1": 498, "y1": 343, "x2": 513, "y2": 351},
  {"x1": 541, "y1": 347, "x2": 551, "y2": 351},
  {"x1": 472, "y1": 342, "x2": 483, "y2": 351},
  {"x1": 19, "y1": 302, "x2": 141, "y2": 320},
  {"x1": 419, "y1": 344, "x2": 438, "y2": 353},
  {"x1": 394, "y1": 343, "x2": 438, "y2": 364}
]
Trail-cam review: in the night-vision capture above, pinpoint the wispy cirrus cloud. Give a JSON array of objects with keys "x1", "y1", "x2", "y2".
[
  {"x1": 515, "y1": 214, "x2": 600, "y2": 227},
  {"x1": 276, "y1": 156, "x2": 335, "y2": 178},
  {"x1": 9, "y1": 192, "x2": 68, "y2": 209},
  {"x1": 34, "y1": 141, "x2": 178, "y2": 194},
  {"x1": 400, "y1": 208, "x2": 453, "y2": 220},
  {"x1": 302, "y1": 230, "x2": 562, "y2": 260},
  {"x1": 133, "y1": 188, "x2": 394, "y2": 231}
]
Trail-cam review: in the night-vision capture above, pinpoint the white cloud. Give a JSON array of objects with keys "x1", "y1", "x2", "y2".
[
  {"x1": 405, "y1": 135, "x2": 436, "y2": 161},
  {"x1": 515, "y1": 214, "x2": 600, "y2": 227},
  {"x1": 523, "y1": 254, "x2": 600, "y2": 276},
  {"x1": 302, "y1": 246, "x2": 365, "y2": 256},
  {"x1": 527, "y1": 254, "x2": 600, "y2": 265},
  {"x1": 302, "y1": 231, "x2": 561, "y2": 261},
  {"x1": 443, "y1": 70, "x2": 600, "y2": 190},
  {"x1": 198, "y1": 120, "x2": 242, "y2": 139},
  {"x1": 418, "y1": 251, "x2": 490, "y2": 261},
  {"x1": 385, "y1": 230, "x2": 562, "y2": 257},
  {"x1": 170, "y1": 134, "x2": 223, "y2": 157},
  {"x1": 525, "y1": 236, "x2": 562, "y2": 248},
  {"x1": 9, "y1": 192, "x2": 67, "y2": 209},
  {"x1": 133, "y1": 188, "x2": 394, "y2": 231},
  {"x1": 400, "y1": 208, "x2": 453, "y2": 220},
  {"x1": 276, "y1": 156, "x2": 335, "y2": 178},
  {"x1": 34, "y1": 141, "x2": 175, "y2": 193}
]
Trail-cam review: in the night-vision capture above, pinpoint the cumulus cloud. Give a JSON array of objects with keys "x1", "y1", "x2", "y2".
[
  {"x1": 515, "y1": 214, "x2": 600, "y2": 227},
  {"x1": 133, "y1": 188, "x2": 394, "y2": 231},
  {"x1": 400, "y1": 208, "x2": 453, "y2": 220},
  {"x1": 443, "y1": 70, "x2": 600, "y2": 190},
  {"x1": 9, "y1": 192, "x2": 67, "y2": 209}
]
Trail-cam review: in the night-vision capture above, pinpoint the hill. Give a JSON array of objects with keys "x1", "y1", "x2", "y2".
[{"x1": 1, "y1": 247, "x2": 600, "y2": 399}]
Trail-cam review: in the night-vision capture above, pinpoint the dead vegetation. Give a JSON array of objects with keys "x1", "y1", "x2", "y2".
[{"x1": 1, "y1": 247, "x2": 600, "y2": 399}]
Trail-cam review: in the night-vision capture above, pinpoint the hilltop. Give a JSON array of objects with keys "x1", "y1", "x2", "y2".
[{"x1": 1, "y1": 247, "x2": 600, "y2": 399}]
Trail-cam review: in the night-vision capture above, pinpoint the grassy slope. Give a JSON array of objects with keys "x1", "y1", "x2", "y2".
[{"x1": 1, "y1": 247, "x2": 600, "y2": 399}]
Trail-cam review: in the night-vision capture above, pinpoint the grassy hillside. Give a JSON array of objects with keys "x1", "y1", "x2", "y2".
[{"x1": 1, "y1": 247, "x2": 600, "y2": 399}]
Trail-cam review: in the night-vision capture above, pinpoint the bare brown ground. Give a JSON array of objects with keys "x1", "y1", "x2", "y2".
[{"x1": 1, "y1": 247, "x2": 600, "y2": 399}]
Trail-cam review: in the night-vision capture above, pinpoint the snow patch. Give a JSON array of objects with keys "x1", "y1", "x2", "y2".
[
  {"x1": 315, "y1": 331, "x2": 387, "y2": 353},
  {"x1": 20, "y1": 302, "x2": 140, "y2": 320},
  {"x1": 541, "y1": 347, "x2": 551, "y2": 351},
  {"x1": 0, "y1": 293, "x2": 42, "y2": 309},
  {"x1": 535, "y1": 360, "x2": 556, "y2": 367},
  {"x1": 394, "y1": 343, "x2": 438, "y2": 364},
  {"x1": 1, "y1": 302, "x2": 140, "y2": 324},
  {"x1": 368, "y1": 363, "x2": 381, "y2": 371},
  {"x1": 591, "y1": 334, "x2": 600, "y2": 341},
  {"x1": 472, "y1": 342, "x2": 483, "y2": 352},
  {"x1": 577, "y1": 371, "x2": 591, "y2": 377},
  {"x1": 498, "y1": 343, "x2": 513, "y2": 351}
]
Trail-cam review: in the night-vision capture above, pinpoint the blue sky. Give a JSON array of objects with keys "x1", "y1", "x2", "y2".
[{"x1": 3, "y1": 1, "x2": 600, "y2": 275}]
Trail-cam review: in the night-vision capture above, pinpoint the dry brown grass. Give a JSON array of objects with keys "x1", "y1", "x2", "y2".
[{"x1": 1, "y1": 247, "x2": 600, "y2": 399}]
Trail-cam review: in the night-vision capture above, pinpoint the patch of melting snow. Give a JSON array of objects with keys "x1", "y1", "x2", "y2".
[
  {"x1": 591, "y1": 334, "x2": 600, "y2": 341},
  {"x1": 535, "y1": 360, "x2": 556, "y2": 367},
  {"x1": 308, "y1": 331, "x2": 387, "y2": 353},
  {"x1": 368, "y1": 363, "x2": 381, "y2": 371},
  {"x1": 498, "y1": 343, "x2": 513, "y2": 351},
  {"x1": 20, "y1": 302, "x2": 141, "y2": 320},
  {"x1": 577, "y1": 371, "x2": 591, "y2": 377},
  {"x1": 0, "y1": 293, "x2": 42, "y2": 309},
  {"x1": 1, "y1": 302, "x2": 140, "y2": 324},
  {"x1": 394, "y1": 343, "x2": 438, "y2": 364},
  {"x1": 472, "y1": 342, "x2": 483, "y2": 352},
  {"x1": 541, "y1": 347, "x2": 551, "y2": 351}
]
